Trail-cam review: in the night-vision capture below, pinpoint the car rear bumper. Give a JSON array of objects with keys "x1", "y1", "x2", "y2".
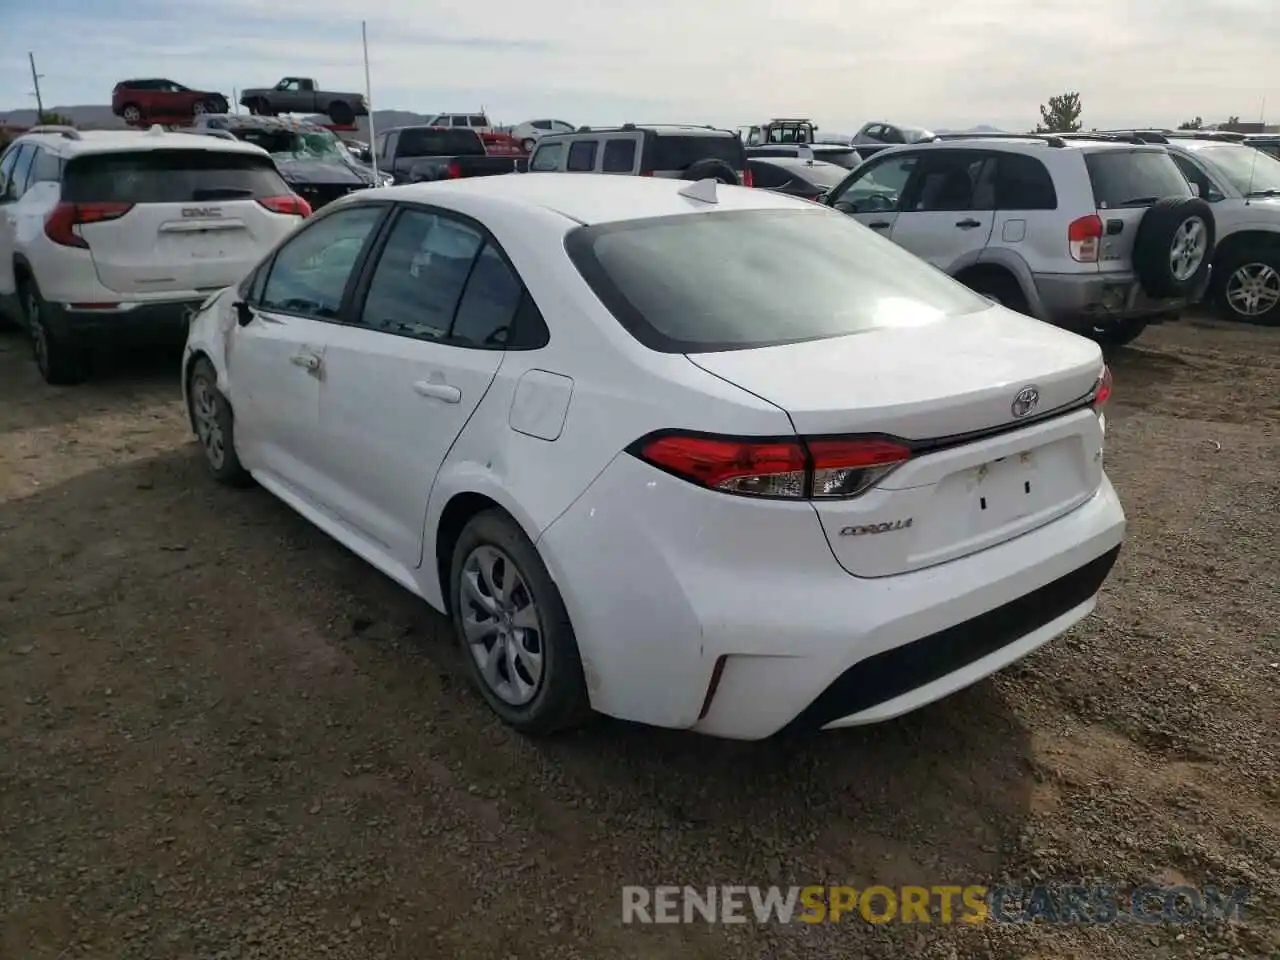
[
  {"x1": 42, "y1": 297, "x2": 205, "y2": 347},
  {"x1": 536, "y1": 451, "x2": 1126, "y2": 740},
  {"x1": 1034, "y1": 268, "x2": 1211, "y2": 332}
]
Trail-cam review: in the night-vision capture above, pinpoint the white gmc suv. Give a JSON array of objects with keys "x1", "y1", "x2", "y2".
[{"x1": 0, "y1": 124, "x2": 311, "y2": 384}]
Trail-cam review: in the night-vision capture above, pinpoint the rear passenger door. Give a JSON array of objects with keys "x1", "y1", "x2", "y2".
[
  {"x1": 985, "y1": 151, "x2": 1061, "y2": 274},
  {"x1": 316, "y1": 205, "x2": 529, "y2": 567},
  {"x1": 887, "y1": 150, "x2": 997, "y2": 270}
]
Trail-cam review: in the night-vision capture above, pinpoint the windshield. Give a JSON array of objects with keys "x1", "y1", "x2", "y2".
[
  {"x1": 1198, "y1": 144, "x2": 1280, "y2": 195},
  {"x1": 231, "y1": 128, "x2": 347, "y2": 161},
  {"x1": 564, "y1": 208, "x2": 990, "y2": 353}
]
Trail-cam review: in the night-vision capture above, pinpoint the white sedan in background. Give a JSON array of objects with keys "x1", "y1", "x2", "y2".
[
  {"x1": 509, "y1": 119, "x2": 577, "y2": 153},
  {"x1": 182, "y1": 173, "x2": 1125, "y2": 740}
]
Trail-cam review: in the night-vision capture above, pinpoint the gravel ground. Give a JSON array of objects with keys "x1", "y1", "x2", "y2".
[{"x1": 0, "y1": 317, "x2": 1276, "y2": 960}]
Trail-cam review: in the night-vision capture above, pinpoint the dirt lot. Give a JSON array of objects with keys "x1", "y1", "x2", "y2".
[{"x1": 0, "y1": 318, "x2": 1276, "y2": 960}]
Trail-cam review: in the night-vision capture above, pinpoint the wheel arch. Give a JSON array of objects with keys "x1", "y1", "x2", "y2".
[
  {"x1": 431, "y1": 489, "x2": 542, "y2": 616},
  {"x1": 1212, "y1": 228, "x2": 1280, "y2": 269},
  {"x1": 954, "y1": 252, "x2": 1044, "y2": 317}
]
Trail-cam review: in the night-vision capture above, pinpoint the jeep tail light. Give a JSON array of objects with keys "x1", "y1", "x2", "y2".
[
  {"x1": 44, "y1": 202, "x2": 134, "y2": 248},
  {"x1": 257, "y1": 195, "x2": 312, "y2": 218},
  {"x1": 741, "y1": 167, "x2": 754, "y2": 187},
  {"x1": 630, "y1": 432, "x2": 912, "y2": 500},
  {"x1": 1090, "y1": 364, "x2": 1112, "y2": 413},
  {"x1": 1068, "y1": 214, "x2": 1103, "y2": 263}
]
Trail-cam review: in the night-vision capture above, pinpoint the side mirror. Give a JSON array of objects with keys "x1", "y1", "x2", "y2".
[
  {"x1": 358, "y1": 148, "x2": 372, "y2": 164},
  {"x1": 234, "y1": 300, "x2": 254, "y2": 326}
]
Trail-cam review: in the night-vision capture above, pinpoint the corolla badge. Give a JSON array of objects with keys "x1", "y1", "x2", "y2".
[{"x1": 1011, "y1": 385, "x2": 1040, "y2": 419}]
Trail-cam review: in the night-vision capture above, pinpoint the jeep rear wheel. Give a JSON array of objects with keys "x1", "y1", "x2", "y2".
[{"x1": 121, "y1": 103, "x2": 142, "y2": 123}]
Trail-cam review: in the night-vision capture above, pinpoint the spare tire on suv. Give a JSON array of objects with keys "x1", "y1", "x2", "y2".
[
  {"x1": 1131, "y1": 196, "x2": 1215, "y2": 299},
  {"x1": 682, "y1": 157, "x2": 740, "y2": 185}
]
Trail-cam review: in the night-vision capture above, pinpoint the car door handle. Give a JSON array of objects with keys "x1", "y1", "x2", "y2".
[
  {"x1": 289, "y1": 352, "x2": 322, "y2": 371},
  {"x1": 868, "y1": 220, "x2": 892, "y2": 229},
  {"x1": 413, "y1": 380, "x2": 461, "y2": 403},
  {"x1": 955, "y1": 218, "x2": 982, "y2": 229}
]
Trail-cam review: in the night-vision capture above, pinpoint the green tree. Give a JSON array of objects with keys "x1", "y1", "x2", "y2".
[
  {"x1": 1035, "y1": 92, "x2": 1083, "y2": 133},
  {"x1": 37, "y1": 111, "x2": 75, "y2": 126},
  {"x1": 1178, "y1": 116, "x2": 1203, "y2": 130},
  {"x1": 1226, "y1": 115, "x2": 1241, "y2": 125}
]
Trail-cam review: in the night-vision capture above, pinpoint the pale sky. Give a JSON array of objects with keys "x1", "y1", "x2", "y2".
[{"x1": 3, "y1": 0, "x2": 1276, "y2": 133}]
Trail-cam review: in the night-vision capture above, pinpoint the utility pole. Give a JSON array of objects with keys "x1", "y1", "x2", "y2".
[{"x1": 29, "y1": 52, "x2": 44, "y2": 119}]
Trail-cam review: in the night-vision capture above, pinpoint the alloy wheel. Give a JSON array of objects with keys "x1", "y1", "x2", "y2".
[
  {"x1": 26, "y1": 291, "x2": 49, "y2": 377},
  {"x1": 190, "y1": 375, "x2": 226, "y2": 470},
  {"x1": 1225, "y1": 262, "x2": 1280, "y2": 318},
  {"x1": 1169, "y1": 217, "x2": 1208, "y2": 282},
  {"x1": 459, "y1": 545, "x2": 545, "y2": 706},
  {"x1": 123, "y1": 106, "x2": 141, "y2": 122}
]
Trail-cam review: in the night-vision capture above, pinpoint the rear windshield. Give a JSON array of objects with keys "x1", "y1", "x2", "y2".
[
  {"x1": 650, "y1": 134, "x2": 746, "y2": 172},
  {"x1": 1085, "y1": 149, "x2": 1193, "y2": 209},
  {"x1": 565, "y1": 208, "x2": 990, "y2": 353},
  {"x1": 62, "y1": 149, "x2": 289, "y2": 203},
  {"x1": 397, "y1": 128, "x2": 485, "y2": 158}
]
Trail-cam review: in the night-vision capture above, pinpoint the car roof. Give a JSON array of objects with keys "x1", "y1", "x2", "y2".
[
  {"x1": 540, "y1": 125, "x2": 737, "y2": 140},
  {"x1": 197, "y1": 114, "x2": 322, "y2": 132},
  {"x1": 353, "y1": 172, "x2": 809, "y2": 226},
  {"x1": 18, "y1": 126, "x2": 271, "y2": 158}
]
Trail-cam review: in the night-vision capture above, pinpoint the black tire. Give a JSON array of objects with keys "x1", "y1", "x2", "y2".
[
  {"x1": 1089, "y1": 321, "x2": 1148, "y2": 348},
  {"x1": 21, "y1": 276, "x2": 89, "y2": 385},
  {"x1": 682, "y1": 158, "x2": 740, "y2": 185},
  {"x1": 1132, "y1": 197, "x2": 1215, "y2": 299},
  {"x1": 1212, "y1": 243, "x2": 1280, "y2": 326},
  {"x1": 963, "y1": 270, "x2": 1031, "y2": 316},
  {"x1": 192, "y1": 99, "x2": 219, "y2": 116},
  {"x1": 449, "y1": 509, "x2": 591, "y2": 736},
  {"x1": 212, "y1": 96, "x2": 228, "y2": 114},
  {"x1": 186, "y1": 357, "x2": 252, "y2": 486},
  {"x1": 521, "y1": 137, "x2": 536, "y2": 153},
  {"x1": 120, "y1": 103, "x2": 143, "y2": 123},
  {"x1": 326, "y1": 100, "x2": 355, "y2": 126}
]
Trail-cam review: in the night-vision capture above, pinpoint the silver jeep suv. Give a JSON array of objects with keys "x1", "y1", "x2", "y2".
[{"x1": 824, "y1": 133, "x2": 1215, "y2": 345}]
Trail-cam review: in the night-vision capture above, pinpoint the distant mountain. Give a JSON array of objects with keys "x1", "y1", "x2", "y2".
[
  {"x1": 932, "y1": 124, "x2": 1009, "y2": 135},
  {"x1": 0, "y1": 104, "x2": 433, "y2": 139}
]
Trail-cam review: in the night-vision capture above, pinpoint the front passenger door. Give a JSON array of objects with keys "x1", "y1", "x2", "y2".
[
  {"x1": 826, "y1": 152, "x2": 920, "y2": 235},
  {"x1": 228, "y1": 203, "x2": 388, "y2": 503},
  {"x1": 887, "y1": 151, "x2": 997, "y2": 270}
]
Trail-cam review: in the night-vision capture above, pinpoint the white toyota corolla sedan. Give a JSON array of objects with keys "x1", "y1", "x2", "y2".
[{"x1": 182, "y1": 173, "x2": 1125, "y2": 740}]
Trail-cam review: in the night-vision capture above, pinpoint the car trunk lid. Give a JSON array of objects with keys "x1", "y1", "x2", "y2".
[{"x1": 687, "y1": 309, "x2": 1108, "y2": 577}]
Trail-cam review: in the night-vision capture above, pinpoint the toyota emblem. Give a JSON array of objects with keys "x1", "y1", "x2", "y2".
[{"x1": 1011, "y1": 385, "x2": 1040, "y2": 418}]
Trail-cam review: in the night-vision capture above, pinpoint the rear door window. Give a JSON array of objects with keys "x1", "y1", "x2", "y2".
[
  {"x1": 994, "y1": 153, "x2": 1057, "y2": 209},
  {"x1": 397, "y1": 128, "x2": 484, "y2": 157},
  {"x1": 567, "y1": 140, "x2": 598, "y2": 172},
  {"x1": 28, "y1": 147, "x2": 63, "y2": 186},
  {"x1": 650, "y1": 135, "x2": 745, "y2": 172},
  {"x1": 601, "y1": 139, "x2": 636, "y2": 173},
  {"x1": 61, "y1": 149, "x2": 290, "y2": 203},
  {"x1": 1084, "y1": 149, "x2": 1193, "y2": 209},
  {"x1": 8, "y1": 146, "x2": 37, "y2": 200}
]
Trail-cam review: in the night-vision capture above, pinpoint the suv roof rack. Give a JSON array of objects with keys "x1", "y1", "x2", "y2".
[
  {"x1": 928, "y1": 132, "x2": 1067, "y2": 148},
  {"x1": 1055, "y1": 131, "x2": 1168, "y2": 144},
  {"x1": 26, "y1": 124, "x2": 81, "y2": 140}
]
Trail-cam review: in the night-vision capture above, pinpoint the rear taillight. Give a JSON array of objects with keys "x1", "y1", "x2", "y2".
[
  {"x1": 1068, "y1": 214, "x2": 1103, "y2": 263},
  {"x1": 631, "y1": 432, "x2": 912, "y2": 500},
  {"x1": 44, "y1": 202, "x2": 134, "y2": 248},
  {"x1": 1091, "y1": 364, "x2": 1112, "y2": 413},
  {"x1": 257, "y1": 195, "x2": 312, "y2": 218},
  {"x1": 446, "y1": 160, "x2": 463, "y2": 179},
  {"x1": 741, "y1": 167, "x2": 754, "y2": 187}
]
